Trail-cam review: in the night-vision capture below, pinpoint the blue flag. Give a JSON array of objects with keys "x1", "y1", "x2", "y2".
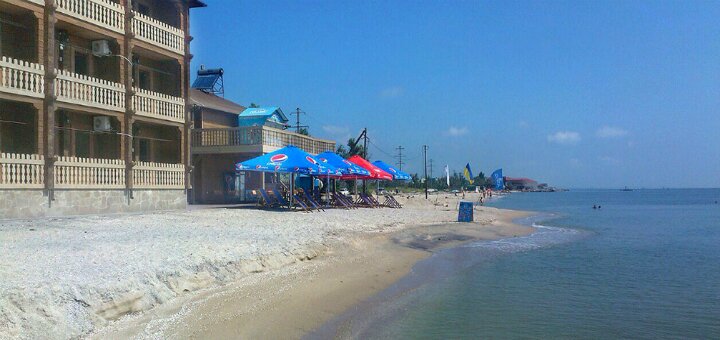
[
  {"x1": 463, "y1": 163, "x2": 474, "y2": 184},
  {"x1": 491, "y1": 169, "x2": 504, "y2": 190}
]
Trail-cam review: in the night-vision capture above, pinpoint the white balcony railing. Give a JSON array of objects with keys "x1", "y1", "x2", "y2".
[
  {"x1": 0, "y1": 153, "x2": 44, "y2": 189},
  {"x1": 0, "y1": 57, "x2": 44, "y2": 99},
  {"x1": 133, "y1": 161, "x2": 184, "y2": 189},
  {"x1": 191, "y1": 126, "x2": 336, "y2": 155},
  {"x1": 132, "y1": 87, "x2": 185, "y2": 123},
  {"x1": 132, "y1": 11, "x2": 184, "y2": 55},
  {"x1": 55, "y1": 69, "x2": 125, "y2": 112},
  {"x1": 54, "y1": 156, "x2": 125, "y2": 189},
  {"x1": 56, "y1": 0, "x2": 125, "y2": 33}
]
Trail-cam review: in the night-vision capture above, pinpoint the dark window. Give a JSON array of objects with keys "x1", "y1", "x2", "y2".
[
  {"x1": 138, "y1": 70, "x2": 151, "y2": 90},
  {"x1": 75, "y1": 132, "x2": 90, "y2": 158},
  {"x1": 74, "y1": 52, "x2": 89, "y2": 76},
  {"x1": 138, "y1": 139, "x2": 151, "y2": 162}
]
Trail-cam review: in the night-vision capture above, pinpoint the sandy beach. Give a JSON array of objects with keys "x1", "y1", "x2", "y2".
[{"x1": 0, "y1": 193, "x2": 532, "y2": 339}]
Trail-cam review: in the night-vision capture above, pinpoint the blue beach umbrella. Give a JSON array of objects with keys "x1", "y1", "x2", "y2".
[
  {"x1": 316, "y1": 151, "x2": 371, "y2": 178},
  {"x1": 372, "y1": 160, "x2": 412, "y2": 181},
  {"x1": 236, "y1": 145, "x2": 326, "y2": 175}
]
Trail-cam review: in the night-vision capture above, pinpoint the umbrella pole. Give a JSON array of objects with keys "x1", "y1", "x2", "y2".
[
  {"x1": 290, "y1": 173, "x2": 295, "y2": 209},
  {"x1": 326, "y1": 172, "x2": 330, "y2": 208}
]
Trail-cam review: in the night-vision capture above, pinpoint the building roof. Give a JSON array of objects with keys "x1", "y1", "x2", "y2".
[
  {"x1": 239, "y1": 107, "x2": 289, "y2": 122},
  {"x1": 189, "y1": 88, "x2": 245, "y2": 115}
]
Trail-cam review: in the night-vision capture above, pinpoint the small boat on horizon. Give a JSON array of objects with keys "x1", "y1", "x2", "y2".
[{"x1": 621, "y1": 186, "x2": 633, "y2": 191}]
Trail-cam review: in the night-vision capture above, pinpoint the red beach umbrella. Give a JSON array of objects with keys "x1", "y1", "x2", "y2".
[{"x1": 347, "y1": 155, "x2": 393, "y2": 180}]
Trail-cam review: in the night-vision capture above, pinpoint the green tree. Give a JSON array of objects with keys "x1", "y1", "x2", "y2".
[
  {"x1": 249, "y1": 103, "x2": 260, "y2": 108},
  {"x1": 298, "y1": 127, "x2": 310, "y2": 136}
]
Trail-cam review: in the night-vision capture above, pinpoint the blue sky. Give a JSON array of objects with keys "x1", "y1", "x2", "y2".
[{"x1": 190, "y1": 1, "x2": 720, "y2": 188}]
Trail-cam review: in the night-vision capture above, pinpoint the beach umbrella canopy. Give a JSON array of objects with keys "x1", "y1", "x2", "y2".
[
  {"x1": 236, "y1": 145, "x2": 337, "y2": 175},
  {"x1": 372, "y1": 160, "x2": 412, "y2": 181},
  {"x1": 316, "y1": 151, "x2": 372, "y2": 179},
  {"x1": 347, "y1": 155, "x2": 393, "y2": 180}
]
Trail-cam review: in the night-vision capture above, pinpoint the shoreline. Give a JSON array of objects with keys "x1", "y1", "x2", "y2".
[{"x1": 92, "y1": 206, "x2": 534, "y2": 339}]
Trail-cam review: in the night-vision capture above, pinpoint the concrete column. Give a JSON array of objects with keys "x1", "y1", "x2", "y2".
[
  {"x1": 180, "y1": 2, "x2": 191, "y2": 197},
  {"x1": 123, "y1": 0, "x2": 135, "y2": 200},
  {"x1": 32, "y1": 102, "x2": 44, "y2": 155},
  {"x1": 43, "y1": 0, "x2": 57, "y2": 203}
]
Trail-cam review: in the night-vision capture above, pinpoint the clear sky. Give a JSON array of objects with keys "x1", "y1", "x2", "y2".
[{"x1": 190, "y1": 0, "x2": 720, "y2": 189}]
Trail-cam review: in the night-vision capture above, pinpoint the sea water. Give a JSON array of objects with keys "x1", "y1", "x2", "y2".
[{"x1": 310, "y1": 189, "x2": 720, "y2": 339}]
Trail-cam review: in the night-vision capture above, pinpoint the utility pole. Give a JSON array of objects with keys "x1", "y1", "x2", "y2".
[
  {"x1": 395, "y1": 145, "x2": 405, "y2": 170},
  {"x1": 423, "y1": 145, "x2": 429, "y2": 199},
  {"x1": 362, "y1": 128, "x2": 368, "y2": 158},
  {"x1": 291, "y1": 107, "x2": 309, "y2": 134}
]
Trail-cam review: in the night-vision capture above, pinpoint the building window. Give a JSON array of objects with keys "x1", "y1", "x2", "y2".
[{"x1": 74, "y1": 51, "x2": 89, "y2": 76}]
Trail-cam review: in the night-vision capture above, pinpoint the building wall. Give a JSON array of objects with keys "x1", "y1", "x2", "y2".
[
  {"x1": 0, "y1": 189, "x2": 186, "y2": 219},
  {"x1": 193, "y1": 152, "x2": 263, "y2": 204}
]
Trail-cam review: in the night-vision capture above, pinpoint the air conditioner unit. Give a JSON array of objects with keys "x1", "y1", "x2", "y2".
[
  {"x1": 91, "y1": 40, "x2": 111, "y2": 56},
  {"x1": 93, "y1": 116, "x2": 112, "y2": 132}
]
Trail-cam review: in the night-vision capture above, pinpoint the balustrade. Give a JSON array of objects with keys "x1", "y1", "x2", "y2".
[
  {"x1": 0, "y1": 57, "x2": 44, "y2": 98},
  {"x1": 132, "y1": 11, "x2": 185, "y2": 55},
  {"x1": 132, "y1": 88, "x2": 185, "y2": 123},
  {"x1": 56, "y1": 0, "x2": 125, "y2": 33},
  {"x1": 133, "y1": 161, "x2": 184, "y2": 189},
  {"x1": 55, "y1": 70, "x2": 125, "y2": 112},
  {"x1": 54, "y1": 156, "x2": 125, "y2": 189},
  {"x1": 0, "y1": 153, "x2": 44, "y2": 189}
]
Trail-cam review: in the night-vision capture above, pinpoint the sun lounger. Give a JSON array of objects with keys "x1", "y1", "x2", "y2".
[
  {"x1": 357, "y1": 193, "x2": 380, "y2": 208},
  {"x1": 339, "y1": 194, "x2": 357, "y2": 208},
  {"x1": 382, "y1": 194, "x2": 402, "y2": 208},
  {"x1": 292, "y1": 194, "x2": 312, "y2": 212},
  {"x1": 331, "y1": 192, "x2": 352, "y2": 209},
  {"x1": 302, "y1": 191, "x2": 325, "y2": 212},
  {"x1": 271, "y1": 189, "x2": 291, "y2": 208},
  {"x1": 259, "y1": 188, "x2": 280, "y2": 208}
]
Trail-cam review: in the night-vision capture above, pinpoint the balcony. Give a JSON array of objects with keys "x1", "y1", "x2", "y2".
[
  {"x1": 191, "y1": 126, "x2": 336, "y2": 155},
  {"x1": 0, "y1": 155, "x2": 184, "y2": 189},
  {"x1": 133, "y1": 161, "x2": 184, "y2": 189},
  {"x1": 132, "y1": 87, "x2": 185, "y2": 123},
  {"x1": 55, "y1": 69, "x2": 126, "y2": 112},
  {"x1": 131, "y1": 11, "x2": 185, "y2": 55},
  {"x1": 0, "y1": 153, "x2": 44, "y2": 189},
  {"x1": 0, "y1": 57, "x2": 44, "y2": 99},
  {"x1": 55, "y1": 0, "x2": 125, "y2": 34}
]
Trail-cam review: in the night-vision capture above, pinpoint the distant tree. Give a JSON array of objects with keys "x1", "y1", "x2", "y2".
[
  {"x1": 249, "y1": 103, "x2": 260, "y2": 108},
  {"x1": 336, "y1": 137, "x2": 366, "y2": 158},
  {"x1": 298, "y1": 127, "x2": 310, "y2": 136}
]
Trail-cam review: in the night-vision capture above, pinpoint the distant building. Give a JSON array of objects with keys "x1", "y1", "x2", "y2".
[
  {"x1": 189, "y1": 69, "x2": 335, "y2": 204},
  {"x1": 504, "y1": 177, "x2": 539, "y2": 191}
]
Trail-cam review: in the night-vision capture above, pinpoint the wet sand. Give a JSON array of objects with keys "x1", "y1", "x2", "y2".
[{"x1": 93, "y1": 208, "x2": 532, "y2": 339}]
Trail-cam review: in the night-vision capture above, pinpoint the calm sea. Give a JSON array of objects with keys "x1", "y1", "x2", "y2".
[{"x1": 309, "y1": 189, "x2": 720, "y2": 339}]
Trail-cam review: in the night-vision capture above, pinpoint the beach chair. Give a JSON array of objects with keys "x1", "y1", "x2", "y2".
[
  {"x1": 259, "y1": 188, "x2": 280, "y2": 208},
  {"x1": 292, "y1": 194, "x2": 312, "y2": 212},
  {"x1": 338, "y1": 193, "x2": 357, "y2": 208},
  {"x1": 383, "y1": 194, "x2": 402, "y2": 208},
  {"x1": 270, "y1": 189, "x2": 291, "y2": 209},
  {"x1": 331, "y1": 192, "x2": 352, "y2": 209},
  {"x1": 357, "y1": 193, "x2": 379, "y2": 208},
  {"x1": 366, "y1": 193, "x2": 382, "y2": 207},
  {"x1": 302, "y1": 191, "x2": 325, "y2": 212}
]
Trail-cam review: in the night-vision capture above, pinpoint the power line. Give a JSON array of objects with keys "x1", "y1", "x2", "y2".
[
  {"x1": 395, "y1": 145, "x2": 405, "y2": 170},
  {"x1": 290, "y1": 107, "x2": 309, "y2": 134},
  {"x1": 423, "y1": 145, "x2": 429, "y2": 199}
]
